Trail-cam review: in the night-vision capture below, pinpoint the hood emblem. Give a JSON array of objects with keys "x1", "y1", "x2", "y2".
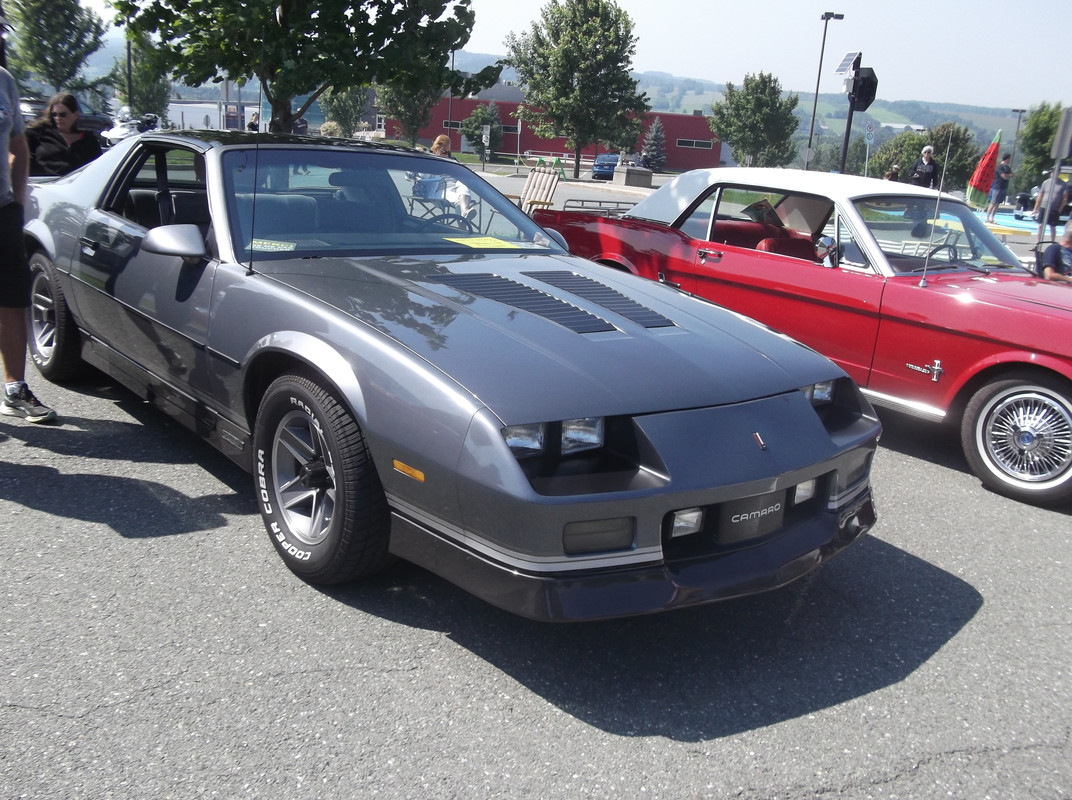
[{"x1": 753, "y1": 432, "x2": 767, "y2": 451}]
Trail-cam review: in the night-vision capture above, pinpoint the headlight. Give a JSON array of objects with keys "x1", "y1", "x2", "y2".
[
  {"x1": 801, "y1": 380, "x2": 836, "y2": 407},
  {"x1": 503, "y1": 417, "x2": 605, "y2": 458},
  {"x1": 561, "y1": 417, "x2": 604, "y2": 454},
  {"x1": 504, "y1": 423, "x2": 545, "y2": 457}
]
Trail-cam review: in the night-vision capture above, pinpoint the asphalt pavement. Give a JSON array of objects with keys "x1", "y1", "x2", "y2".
[{"x1": 1, "y1": 172, "x2": 1070, "y2": 798}]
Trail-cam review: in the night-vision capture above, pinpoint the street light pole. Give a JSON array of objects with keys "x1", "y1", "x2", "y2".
[
  {"x1": 804, "y1": 11, "x2": 844, "y2": 171},
  {"x1": 1010, "y1": 108, "x2": 1026, "y2": 170}
]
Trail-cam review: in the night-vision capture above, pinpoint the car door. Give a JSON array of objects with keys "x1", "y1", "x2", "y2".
[
  {"x1": 666, "y1": 187, "x2": 885, "y2": 387},
  {"x1": 69, "y1": 142, "x2": 217, "y2": 385}
]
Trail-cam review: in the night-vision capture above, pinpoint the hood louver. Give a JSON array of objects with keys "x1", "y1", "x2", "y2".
[{"x1": 426, "y1": 272, "x2": 675, "y2": 334}]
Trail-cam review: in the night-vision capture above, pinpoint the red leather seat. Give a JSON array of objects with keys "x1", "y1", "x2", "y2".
[{"x1": 756, "y1": 237, "x2": 817, "y2": 261}]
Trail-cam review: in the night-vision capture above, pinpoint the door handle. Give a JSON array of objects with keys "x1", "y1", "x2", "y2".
[
  {"x1": 697, "y1": 249, "x2": 722, "y2": 265},
  {"x1": 657, "y1": 272, "x2": 680, "y2": 288},
  {"x1": 78, "y1": 237, "x2": 100, "y2": 255}
]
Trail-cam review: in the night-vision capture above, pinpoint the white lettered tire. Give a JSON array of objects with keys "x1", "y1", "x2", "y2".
[{"x1": 253, "y1": 374, "x2": 391, "y2": 583}]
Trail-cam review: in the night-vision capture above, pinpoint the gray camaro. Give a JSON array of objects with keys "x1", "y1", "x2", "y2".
[{"x1": 23, "y1": 131, "x2": 880, "y2": 621}]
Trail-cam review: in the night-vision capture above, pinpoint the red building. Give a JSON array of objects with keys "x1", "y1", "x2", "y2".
[{"x1": 384, "y1": 85, "x2": 721, "y2": 173}]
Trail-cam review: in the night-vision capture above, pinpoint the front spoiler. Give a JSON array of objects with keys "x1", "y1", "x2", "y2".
[{"x1": 388, "y1": 489, "x2": 877, "y2": 622}]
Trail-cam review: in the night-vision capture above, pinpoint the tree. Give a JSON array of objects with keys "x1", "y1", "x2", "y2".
[
  {"x1": 112, "y1": 0, "x2": 488, "y2": 134},
  {"x1": 319, "y1": 86, "x2": 373, "y2": 138},
  {"x1": 708, "y1": 72, "x2": 799, "y2": 168},
  {"x1": 8, "y1": 0, "x2": 105, "y2": 93},
  {"x1": 641, "y1": 116, "x2": 666, "y2": 172},
  {"x1": 376, "y1": 82, "x2": 445, "y2": 147},
  {"x1": 106, "y1": 34, "x2": 172, "y2": 120},
  {"x1": 870, "y1": 123, "x2": 980, "y2": 190},
  {"x1": 505, "y1": 0, "x2": 649, "y2": 179},
  {"x1": 1015, "y1": 103, "x2": 1063, "y2": 193},
  {"x1": 460, "y1": 102, "x2": 503, "y2": 162}
]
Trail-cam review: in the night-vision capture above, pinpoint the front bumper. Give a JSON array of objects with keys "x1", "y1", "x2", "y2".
[{"x1": 388, "y1": 488, "x2": 876, "y2": 622}]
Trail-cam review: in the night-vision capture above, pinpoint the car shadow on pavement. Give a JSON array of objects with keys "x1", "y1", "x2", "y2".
[
  {"x1": 0, "y1": 376, "x2": 253, "y2": 538},
  {"x1": 326, "y1": 534, "x2": 981, "y2": 742},
  {"x1": 872, "y1": 408, "x2": 967, "y2": 471}
]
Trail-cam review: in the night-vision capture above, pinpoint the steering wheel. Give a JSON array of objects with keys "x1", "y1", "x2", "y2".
[
  {"x1": 927, "y1": 243, "x2": 959, "y2": 261},
  {"x1": 419, "y1": 213, "x2": 475, "y2": 233}
]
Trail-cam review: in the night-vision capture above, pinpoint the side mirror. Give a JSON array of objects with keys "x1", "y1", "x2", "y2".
[
  {"x1": 141, "y1": 224, "x2": 208, "y2": 262},
  {"x1": 815, "y1": 235, "x2": 836, "y2": 264}
]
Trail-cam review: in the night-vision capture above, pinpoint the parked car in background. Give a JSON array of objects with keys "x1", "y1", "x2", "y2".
[
  {"x1": 22, "y1": 134, "x2": 880, "y2": 621},
  {"x1": 591, "y1": 153, "x2": 618, "y2": 180},
  {"x1": 535, "y1": 167, "x2": 1072, "y2": 507}
]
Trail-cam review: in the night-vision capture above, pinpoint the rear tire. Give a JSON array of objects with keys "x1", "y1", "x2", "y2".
[
  {"x1": 27, "y1": 252, "x2": 84, "y2": 381},
  {"x1": 253, "y1": 374, "x2": 392, "y2": 583},
  {"x1": 961, "y1": 372, "x2": 1072, "y2": 506}
]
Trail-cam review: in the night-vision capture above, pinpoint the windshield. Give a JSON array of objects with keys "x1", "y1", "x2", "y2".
[
  {"x1": 221, "y1": 148, "x2": 563, "y2": 261},
  {"x1": 854, "y1": 196, "x2": 1024, "y2": 273}
]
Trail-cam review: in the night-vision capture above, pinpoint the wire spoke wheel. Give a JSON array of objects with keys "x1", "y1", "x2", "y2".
[
  {"x1": 984, "y1": 391, "x2": 1072, "y2": 482},
  {"x1": 963, "y1": 374, "x2": 1072, "y2": 506}
]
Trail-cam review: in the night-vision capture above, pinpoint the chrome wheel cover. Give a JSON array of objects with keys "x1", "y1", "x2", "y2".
[
  {"x1": 271, "y1": 409, "x2": 338, "y2": 546},
  {"x1": 981, "y1": 389, "x2": 1072, "y2": 485}
]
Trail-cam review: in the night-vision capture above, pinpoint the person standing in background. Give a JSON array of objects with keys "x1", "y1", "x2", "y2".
[
  {"x1": 986, "y1": 153, "x2": 1013, "y2": 223},
  {"x1": 0, "y1": 65, "x2": 56, "y2": 423},
  {"x1": 909, "y1": 146, "x2": 939, "y2": 189}
]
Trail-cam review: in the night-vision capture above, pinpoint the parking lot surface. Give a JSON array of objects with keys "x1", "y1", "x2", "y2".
[{"x1": 2, "y1": 172, "x2": 1069, "y2": 797}]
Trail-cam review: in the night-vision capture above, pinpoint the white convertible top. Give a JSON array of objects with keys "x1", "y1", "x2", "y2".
[{"x1": 625, "y1": 167, "x2": 953, "y2": 225}]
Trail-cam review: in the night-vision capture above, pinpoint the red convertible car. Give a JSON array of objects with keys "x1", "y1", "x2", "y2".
[{"x1": 535, "y1": 168, "x2": 1072, "y2": 507}]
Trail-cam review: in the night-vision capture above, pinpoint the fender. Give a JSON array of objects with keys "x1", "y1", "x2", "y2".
[
  {"x1": 22, "y1": 219, "x2": 58, "y2": 264},
  {"x1": 244, "y1": 330, "x2": 368, "y2": 422}
]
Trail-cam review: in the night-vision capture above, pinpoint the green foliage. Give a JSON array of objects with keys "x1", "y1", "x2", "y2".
[
  {"x1": 708, "y1": 72, "x2": 799, "y2": 167},
  {"x1": 505, "y1": 0, "x2": 649, "y2": 179},
  {"x1": 106, "y1": 34, "x2": 172, "y2": 120},
  {"x1": 871, "y1": 123, "x2": 980, "y2": 190},
  {"x1": 376, "y1": 82, "x2": 444, "y2": 148},
  {"x1": 112, "y1": 0, "x2": 489, "y2": 133},
  {"x1": 319, "y1": 86, "x2": 373, "y2": 138},
  {"x1": 1016, "y1": 103, "x2": 1063, "y2": 193},
  {"x1": 460, "y1": 102, "x2": 504, "y2": 161},
  {"x1": 641, "y1": 116, "x2": 666, "y2": 172},
  {"x1": 9, "y1": 0, "x2": 106, "y2": 93},
  {"x1": 319, "y1": 120, "x2": 341, "y2": 137}
]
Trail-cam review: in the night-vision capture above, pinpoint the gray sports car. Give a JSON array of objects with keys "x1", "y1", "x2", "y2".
[{"x1": 23, "y1": 131, "x2": 880, "y2": 621}]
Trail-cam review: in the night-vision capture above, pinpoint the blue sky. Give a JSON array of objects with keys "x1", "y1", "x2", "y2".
[{"x1": 83, "y1": 0, "x2": 1067, "y2": 110}]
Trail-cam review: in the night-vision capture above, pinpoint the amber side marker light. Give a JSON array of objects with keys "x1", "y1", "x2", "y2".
[{"x1": 393, "y1": 460, "x2": 425, "y2": 482}]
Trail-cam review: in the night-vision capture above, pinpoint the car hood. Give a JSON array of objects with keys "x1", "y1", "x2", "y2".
[
  {"x1": 255, "y1": 252, "x2": 843, "y2": 423},
  {"x1": 922, "y1": 271, "x2": 1072, "y2": 315}
]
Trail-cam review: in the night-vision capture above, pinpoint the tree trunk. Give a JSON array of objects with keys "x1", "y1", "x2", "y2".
[{"x1": 573, "y1": 144, "x2": 582, "y2": 179}]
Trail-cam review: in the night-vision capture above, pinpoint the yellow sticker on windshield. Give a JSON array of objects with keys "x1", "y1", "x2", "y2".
[
  {"x1": 445, "y1": 237, "x2": 515, "y2": 248},
  {"x1": 251, "y1": 239, "x2": 297, "y2": 252}
]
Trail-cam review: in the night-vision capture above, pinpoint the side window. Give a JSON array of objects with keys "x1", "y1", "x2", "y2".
[
  {"x1": 836, "y1": 217, "x2": 870, "y2": 269},
  {"x1": 679, "y1": 193, "x2": 715, "y2": 241},
  {"x1": 110, "y1": 146, "x2": 208, "y2": 231}
]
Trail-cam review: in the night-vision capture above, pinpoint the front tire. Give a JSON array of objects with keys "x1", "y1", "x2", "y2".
[
  {"x1": 961, "y1": 373, "x2": 1072, "y2": 506},
  {"x1": 27, "y1": 252, "x2": 84, "y2": 381},
  {"x1": 253, "y1": 374, "x2": 391, "y2": 583}
]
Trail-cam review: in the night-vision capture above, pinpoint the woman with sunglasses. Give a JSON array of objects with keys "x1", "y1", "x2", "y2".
[{"x1": 26, "y1": 93, "x2": 102, "y2": 176}]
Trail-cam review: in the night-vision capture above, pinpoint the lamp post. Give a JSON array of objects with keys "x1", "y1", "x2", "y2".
[
  {"x1": 1010, "y1": 108, "x2": 1026, "y2": 170},
  {"x1": 804, "y1": 11, "x2": 844, "y2": 171}
]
